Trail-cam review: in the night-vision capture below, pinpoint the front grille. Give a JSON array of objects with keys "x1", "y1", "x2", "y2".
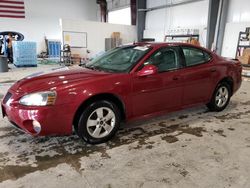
[{"x1": 3, "y1": 92, "x2": 12, "y2": 104}]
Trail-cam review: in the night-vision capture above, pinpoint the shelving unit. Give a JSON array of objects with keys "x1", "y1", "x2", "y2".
[
  {"x1": 235, "y1": 31, "x2": 250, "y2": 59},
  {"x1": 164, "y1": 34, "x2": 199, "y2": 42},
  {"x1": 60, "y1": 45, "x2": 72, "y2": 66}
]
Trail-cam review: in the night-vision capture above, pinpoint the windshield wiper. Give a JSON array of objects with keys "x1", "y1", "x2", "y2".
[
  {"x1": 85, "y1": 65, "x2": 103, "y2": 71},
  {"x1": 85, "y1": 64, "x2": 118, "y2": 73},
  {"x1": 85, "y1": 65, "x2": 96, "y2": 70}
]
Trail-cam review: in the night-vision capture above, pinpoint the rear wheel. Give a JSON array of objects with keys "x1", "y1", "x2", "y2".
[
  {"x1": 207, "y1": 82, "x2": 231, "y2": 112},
  {"x1": 77, "y1": 100, "x2": 121, "y2": 144}
]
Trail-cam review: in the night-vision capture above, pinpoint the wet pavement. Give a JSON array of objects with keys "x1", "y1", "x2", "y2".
[{"x1": 0, "y1": 65, "x2": 250, "y2": 188}]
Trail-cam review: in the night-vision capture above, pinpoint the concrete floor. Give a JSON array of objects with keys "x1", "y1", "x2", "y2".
[{"x1": 0, "y1": 64, "x2": 250, "y2": 188}]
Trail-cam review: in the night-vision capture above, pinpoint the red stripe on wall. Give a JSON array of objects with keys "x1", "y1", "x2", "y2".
[
  {"x1": 0, "y1": 5, "x2": 24, "y2": 9},
  {"x1": 0, "y1": 0, "x2": 24, "y2": 5},
  {"x1": 0, "y1": 14, "x2": 25, "y2": 18},
  {"x1": 0, "y1": 9, "x2": 25, "y2": 13}
]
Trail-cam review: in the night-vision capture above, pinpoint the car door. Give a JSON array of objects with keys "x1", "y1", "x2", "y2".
[
  {"x1": 181, "y1": 46, "x2": 214, "y2": 106},
  {"x1": 131, "y1": 46, "x2": 185, "y2": 117}
]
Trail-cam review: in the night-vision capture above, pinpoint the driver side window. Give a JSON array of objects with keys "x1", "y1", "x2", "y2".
[{"x1": 145, "y1": 47, "x2": 179, "y2": 73}]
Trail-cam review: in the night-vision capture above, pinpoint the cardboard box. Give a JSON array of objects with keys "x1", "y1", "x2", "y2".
[
  {"x1": 187, "y1": 38, "x2": 200, "y2": 46},
  {"x1": 238, "y1": 48, "x2": 250, "y2": 65},
  {"x1": 243, "y1": 48, "x2": 250, "y2": 55},
  {"x1": 238, "y1": 56, "x2": 250, "y2": 65},
  {"x1": 71, "y1": 54, "x2": 81, "y2": 65},
  {"x1": 111, "y1": 32, "x2": 121, "y2": 39}
]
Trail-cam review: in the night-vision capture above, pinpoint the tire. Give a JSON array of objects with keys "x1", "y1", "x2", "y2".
[
  {"x1": 207, "y1": 82, "x2": 231, "y2": 112},
  {"x1": 77, "y1": 100, "x2": 121, "y2": 144}
]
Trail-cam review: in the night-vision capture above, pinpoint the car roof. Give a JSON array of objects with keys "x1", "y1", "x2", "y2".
[
  {"x1": 131, "y1": 42, "x2": 213, "y2": 54},
  {"x1": 134, "y1": 42, "x2": 196, "y2": 47}
]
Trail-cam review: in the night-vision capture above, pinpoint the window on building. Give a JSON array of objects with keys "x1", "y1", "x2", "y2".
[{"x1": 108, "y1": 7, "x2": 131, "y2": 25}]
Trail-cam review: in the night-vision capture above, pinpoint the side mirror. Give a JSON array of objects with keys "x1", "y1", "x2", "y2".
[{"x1": 137, "y1": 65, "x2": 158, "y2": 77}]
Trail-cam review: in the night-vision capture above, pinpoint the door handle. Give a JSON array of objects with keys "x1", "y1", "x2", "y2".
[
  {"x1": 173, "y1": 76, "x2": 180, "y2": 81},
  {"x1": 210, "y1": 68, "x2": 217, "y2": 72}
]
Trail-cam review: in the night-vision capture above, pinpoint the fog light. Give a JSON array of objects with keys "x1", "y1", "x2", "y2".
[{"x1": 32, "y1": 120, "x2": 41, "y2": 134}]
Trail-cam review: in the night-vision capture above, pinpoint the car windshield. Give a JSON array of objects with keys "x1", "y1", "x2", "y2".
[{"x1": 85, "y1": 45, "x2": 151, "y2": 73}]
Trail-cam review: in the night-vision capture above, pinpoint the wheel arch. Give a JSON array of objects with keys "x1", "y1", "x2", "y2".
[
  {"x1": 209, "y1": 76, "x2": 234, "y2": 103},
  {"x1": 217, "y1": 76, "x2": 234, "y2": 95},
  {"x1": 72, "y1": 93, "x2": 126, "y2": 131}
]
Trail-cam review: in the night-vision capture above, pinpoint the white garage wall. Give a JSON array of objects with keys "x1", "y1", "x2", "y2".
[
  {"x1": 61, "y1": 19, "x2": 137, "y2": 57},
  {"x1": 108, "y1": 7, "x2": 131, "y2": 25},
  {"x1": 226, "y1": 0, "x2": 250, "y2": 23},
  {"x1": 144, "y1": 0, "x2": 209, "y2": 46},
  {"x1": 221, "y1": 0, "x2": 250, "y2": 58},
  {"x1": 0, "y1": 0, "x2": 98, "y2": 54}
]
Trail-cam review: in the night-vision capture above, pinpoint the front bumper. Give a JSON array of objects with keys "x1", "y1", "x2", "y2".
[{"x1": 1, "y1": 92, "x2": 74, "y2": 136}]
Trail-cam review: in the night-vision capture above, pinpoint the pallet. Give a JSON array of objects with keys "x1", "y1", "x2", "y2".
[
  {"x1": 14, "y1": 64, "x2": 37, "y2": 68},
  {"x1": 242, "y1": 64, "x2": 250, "y2": 68}
]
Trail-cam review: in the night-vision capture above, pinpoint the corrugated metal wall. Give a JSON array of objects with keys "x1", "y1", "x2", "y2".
[
  {"x1": 221, "y1": 0, "x2": 250, "y2": 58},
  {"x1": 107, "y1": 0, "x2": 130, "y2": 11},
  {"x1": 144, "y1": 0, "x2": 209, "y2": 45}
]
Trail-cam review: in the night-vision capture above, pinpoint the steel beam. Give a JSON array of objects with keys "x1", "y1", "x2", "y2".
[
  {"x1": 97, "y1": 0, "x2": 107, "y2": 22},
  {"x1": 216, "y1": 0, "x2": 229, "y2": 55},
  {"x1": 131, "y1": 0, "x2": 136, "y2": 25},
  {"x1": 136, "y1": 0, "x2": 146, "y2": 42},
  {"x1": 206, "y1": 0, "x2": 221, "y2": 50}
]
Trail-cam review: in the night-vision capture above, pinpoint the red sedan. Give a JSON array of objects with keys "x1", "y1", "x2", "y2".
[{"x1": 1, "y1": 43, "x2": 242, "y2": 144}]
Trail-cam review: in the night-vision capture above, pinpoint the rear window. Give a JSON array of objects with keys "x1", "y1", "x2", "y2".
[{"x1": 182, "y1": 47, "x2": 211, "y2": 67}]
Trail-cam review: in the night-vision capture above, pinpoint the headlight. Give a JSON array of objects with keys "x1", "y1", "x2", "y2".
[{"x1": 19, "y1": 91, "x2": 57, "y2": 106}]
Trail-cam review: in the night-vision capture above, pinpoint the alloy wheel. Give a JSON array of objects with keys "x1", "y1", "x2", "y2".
[
  {"x1": 86, "y1": 107, "x2": 116, "y2": 138},
  {"x1": 215, "y1": 86, "x2": 229, "y2": 108}
]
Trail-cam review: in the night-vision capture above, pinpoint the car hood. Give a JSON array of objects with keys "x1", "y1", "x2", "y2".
[{"x1": 10, "y1": 68, "x2": 111, "y2": 94}]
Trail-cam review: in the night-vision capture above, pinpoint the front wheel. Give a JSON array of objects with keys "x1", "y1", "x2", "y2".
[
  {"x1": 207, "y1": 82, "x2": 231, "y2": 112},
  {"x1": 77, "y1": 100, "x2": 121, "y2": 144}
]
